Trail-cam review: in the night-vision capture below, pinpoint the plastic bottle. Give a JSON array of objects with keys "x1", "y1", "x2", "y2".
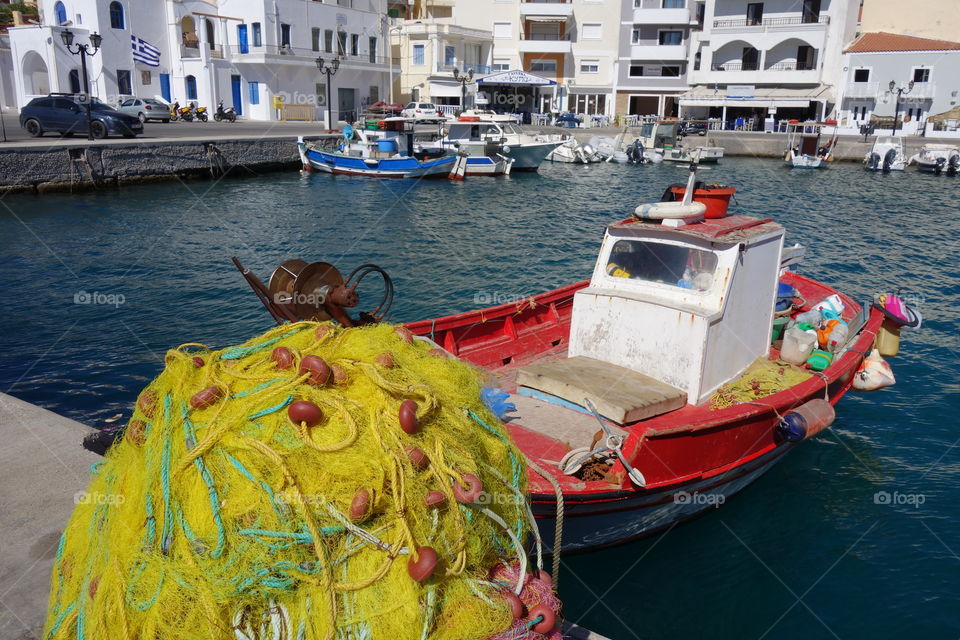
[
  {"x1": 780, "y1": 326, "x2": 818, "y2": 365},
  {"x1": 793, "y1": 309, "x2": 822, "y2": 327},
  {"x1": 826, "y1": 323, "x2": 849, "y2": 353}
]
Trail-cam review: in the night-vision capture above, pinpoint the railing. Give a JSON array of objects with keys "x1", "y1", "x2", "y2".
[
  {"x1": 521, "y1": 33, "x2": 570, "y2": 40},
  {"x1": 225, "y1": 44, "x2": 390, "y2": 65},
  {"x1": 523, "y1": 0, "x2": 570, "y2": 3},
  {"x1": 438, "y1": 63, "x2": 493, "y2": 75},
  {"x1": 713, "y1": 15, "x2": 830, "y2": 28},
  {"x1": 711, "y1": 61, "x2": 815, "y2": 71},
  {"x1": 766, "y1": 61, "x2": 815, "y2": 71}
]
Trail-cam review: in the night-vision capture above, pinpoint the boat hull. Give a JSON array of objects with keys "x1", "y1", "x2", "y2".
[
  {"x1": 787, "y1": 153, "x2": 825, "y2": 169},
  {"x1": 298, "y1": 142, "x2": 455, "y2": 178},
  {"x1": 508, "y1": 141, "x2": 565, "y2": 171},
  {"x1": 464, "y1": 155, "x2": 512, "y2": 176},
  {"x1": 661, "y1": 147, "x2": 723, "y2": 163}
]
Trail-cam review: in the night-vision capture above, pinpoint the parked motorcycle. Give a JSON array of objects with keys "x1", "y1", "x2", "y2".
[
  {"x1": 196, "y1": 105, "x2": 209, "y2": 122},
  {"x1": 178, "y1": 103, "x2": 195, "y2": 122},
  {"x1": 170, "y1": 101, "x2": 181, "y2": 122},
  {"x1": 214, "y1": 100, "x2": 237, "y2": 123}
]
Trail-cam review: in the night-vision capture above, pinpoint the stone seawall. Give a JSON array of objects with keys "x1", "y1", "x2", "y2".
[{"x1": 0, "y1": 136, "x2": 314, "y2": 194}]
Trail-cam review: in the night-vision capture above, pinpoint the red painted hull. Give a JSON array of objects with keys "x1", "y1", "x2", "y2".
[{"x1": 406, "y1": 272, "x2": 883, "y2": 552}]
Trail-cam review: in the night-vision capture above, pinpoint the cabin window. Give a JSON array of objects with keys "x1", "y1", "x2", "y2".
[
  {"x1": 607, "y1": 240, "x2": 718, "y2": 292},
  {"x1": 853, "y1": 68, "x2": 869, "y2": 82}
]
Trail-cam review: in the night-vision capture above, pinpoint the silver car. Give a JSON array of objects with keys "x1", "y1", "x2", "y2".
[{"x1": 116, "y1": 97, "x2": 170, "y2": 123}]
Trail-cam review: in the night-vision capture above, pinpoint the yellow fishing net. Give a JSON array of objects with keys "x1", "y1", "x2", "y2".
[
  {"x1": 710, "y1": 358, "x2": 813, "y2": 410},
  {"x1": 45, "y1": 321, "x2": 534, "y2": 640}
]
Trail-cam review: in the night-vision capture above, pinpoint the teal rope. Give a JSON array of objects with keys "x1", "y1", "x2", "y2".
[
  {"x1": 249, "y1": 395, "x2": 293, "y2": 419},
  {"x1": 160, "y1": 394, "x2": 174, "y2": 555},
  {"x1": 89, "y1": 460, "x2": 105, "y2": 474},
  {"x1": 45, "y1": 602, "x2": 76, "y2": 638},
  {"x1": 231, "y1": 377, "x2": 283, "y2": 399},
  {"x1": 180, "y1": 403, "x2": 227, "y2": 558},
  {"x1": 467, "y1": 409, "x2": 525, "y2": 539},
  {"x1": 221, "y1": 327, "x2": 305, "y2": 360},
  {"x1": 222, "y1": 451, "x2": 285, "y2": 519}
]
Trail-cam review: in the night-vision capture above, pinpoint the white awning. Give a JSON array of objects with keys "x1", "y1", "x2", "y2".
[
  {"x1": 477, "y1": 69, "x2": 557, "y2": 86},
  {"x1": 524, "y1": 16, "x2": 567, "y2": 22},
  {"x1": 678, "y1": 84, "x2": 834, "y2": 108},
  {"x1": 428, "y1": 82, "x2": 463, "y2": 97}
]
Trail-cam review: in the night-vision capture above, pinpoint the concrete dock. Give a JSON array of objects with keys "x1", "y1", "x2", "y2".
[{"x1": 0, "y1": 392, "x2": 610, "y2": 640}]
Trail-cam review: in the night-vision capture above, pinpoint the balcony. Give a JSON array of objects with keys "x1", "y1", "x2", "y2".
[
  {"x1": 629, "y1": 44, "x2": 687, "y2": 60},
  {"x1": 844, "y1": 82, "x2": 879, "y2": 99},
  {"x1": 520, "y1": 0, "x2": 574, "y2": 18},
  {"x1": 438, "y1": 63, "x2": 493, "y2": 75},
  {"x1": 705, "y1": 62, "x2": 820, "y2": 84},
  {"x1": 632, "y1": 7, "x2": 691, "y2": 24},
  {"x1": 712, "y1": 15, "x2": 830, "y2": 30},
  {"x1": 519, "y1": 33, "x2": 572, "y2": 53}
]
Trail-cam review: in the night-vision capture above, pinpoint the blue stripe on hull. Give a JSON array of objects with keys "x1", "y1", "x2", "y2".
[{"x1": 302, "y1": 146, "x2": 455, "y2": 178}]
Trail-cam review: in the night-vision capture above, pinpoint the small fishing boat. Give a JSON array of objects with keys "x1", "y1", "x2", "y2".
[
  {"x1": 908, "y1": 143, "x2": 960, "y2": 175},
  {"x1": 634, "y1": 120, "x2": 724, "y2": 164},
  {"x1": 297, "y1": 122, "x2": 465, "y2": 179},
  {"x1": 546, "y1": 138, "x2": 601, "y2": 164},
  {"x1": 235, "y1": 163, "x2": 911, "y2": 554},
  {"x1": 864, "y1": 136, "x2": 907, "y2": 172},
  {"x1": 443, "y1": 111, "x2": 564, "y2": 171},
  {"x1": 784, "y1": 122, "x2": 838, "y2": 169}
]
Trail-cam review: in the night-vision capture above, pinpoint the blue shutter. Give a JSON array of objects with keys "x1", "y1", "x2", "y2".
[
  {"x1": 238, "y1": 25, "x2": 249, "y2": 54},
  {"x1": 160, "y1": 74, "x2": 171, "y2": 102},
  {"x1": 248, "y1": 81, "x2": 259, "y2": 105}
]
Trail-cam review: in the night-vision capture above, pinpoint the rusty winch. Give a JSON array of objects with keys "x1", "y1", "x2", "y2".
[{"x1": 232, "y1": 257, "x2": 393, "y2": 327}]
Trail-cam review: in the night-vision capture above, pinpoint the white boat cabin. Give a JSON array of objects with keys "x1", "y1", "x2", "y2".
[{"x1": 517, "y1": 212, "x2": 785, "y2": 422}]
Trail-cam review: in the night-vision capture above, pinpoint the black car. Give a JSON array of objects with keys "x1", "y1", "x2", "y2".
[
  {"x1": 20, "y1": 94, "x2": 143, "y2": 139},
  {"x1": 679, "y1": 120, "x2": 708, "y2": 136}
]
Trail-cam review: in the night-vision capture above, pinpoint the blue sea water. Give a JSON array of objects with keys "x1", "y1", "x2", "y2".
[{"x1": 0, "y1": 158, "x2": 957, "y2": 638}]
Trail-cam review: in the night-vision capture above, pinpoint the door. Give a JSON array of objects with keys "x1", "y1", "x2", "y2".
[
  {"x1": 796, "y1": 45, "x2": 815, "y2": 71},
  {"x1": 742, "y1": 46, "x2": 759, "y2": 71},
  {"x1": 802, "y1": 0, "x2": 821, "y2": 23},
  {"x1": 337, "y1": 87, "x2": 355, "y2": 124},
  {"x1": 160, "y1": 73, "x2": 171, "y2": 102},
  {"x1": 231, "y1": 75, "x2": 243, "y2": 116},
  {"x1": 238, "y1": 25, "x2": 249, "y2": 54},
  {"x1": 68, "y1": 69, "x2": 81, "y2": 94},
  {"x1": 746, "y1": 2, "x2": 763, "y2": 26}
]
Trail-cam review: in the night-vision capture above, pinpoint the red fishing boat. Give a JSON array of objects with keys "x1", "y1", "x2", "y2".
[{"x1": 234, "y1": 167, "x2": 902, "y2": 555}]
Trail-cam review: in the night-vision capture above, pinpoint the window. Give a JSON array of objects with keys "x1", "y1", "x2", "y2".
[
  {"x1": 746, "y1": 2, "x2": 763, "y2": 25},
  {"x1": 491, "y1": 58, "x2": 510, "y2": 71},
  {"x1": 530, "y1": 59, "x2": 556, "y2": 73},
  {"x1": 568, "y1": 93, "x2": 606, "y2": 115},
  {"x1": 249, "y1": 81, "x2": 260, "y2": 105},
  {"x1": 253, "y1": 23, "x2": 262, "y2": 47},
  {"x1": 315, "y1": 82, "x2": 327, "y2": 106},
  {"x1": 796, "y1": 45, "x2": 815, "y2": 71},
  {"x1": 68, "y1": 69, "x2": 81, "y2": 93},
  {"x1": 607, "y1": 240, "x2": 718, "y2": 292},
  {"x1": 801, "y1": 0, "x2": 821, "y2": 23},
  {"x1": 369, "y1": 85, "x2": 379, "y2": 103},
  {"x1": 53, "y1": 1, "x2": 67, "y2": 25},
  {"x1": 662, "y1": 65, "x2": 681, "y2": 76},
  {"x1": 629, "y1": 63, "x2": 644, "y2": 77},
  {"x1": 369, "y1": 36, "x2": 377, "y2": 63},
  {"x1": 324, "y1": 30, "x2": 334, "y2": 53},
  {"x1": 337, "y1": 31, "x2": 347, "y2": 55},
  {"x1": 444, "y1": 45, "x2": 456, "y2": 66},
  {"x1": 312, "y1": 28, "x2": 321, "y2": 52},
  {"x1": 853, "y1": 68, "x2": 870, "y2": 82},
  {"x1": 662, "y1": 0, "x2": 685, "y2": 7},
  {"x1": 109, "y1": 2, "x2": 124, "y2": 29},
  {"x1": 281, "y1": 24, "x2": 291, "y2": 48},
  {"x1": 693, "y1": 50, "x2": 701, "y2": 71},
  {"x1": 582, "y1": 23, "x2": 601, "y2": 40},
  {"x1": 580, "y1": 60, "x2": 599, "y2": 73},
  {"x1": 632, "y1": 26, "x2": 642, "y2": 44},
  {"x1": 493, "y1": 22, "x2": 512, "y2": 39},
  {"x1": 913, "y1": 68, "x2": 930, "y2": 83},
  {"x1": 659, "y1": 30, "x2": 682, "y2": 45},
  {"x1": 185, "y1": 75, "x2": 197, "y2": 100},
  {"x1": 117, "y1": 69, "x2": 132, "y2": 95},
  {"x1": 141, "y1": 70, "x2": 151, "y2": 85},
  {"x1": 351, "y1": 34, "x2": 359, "y2": 56},
  {"x1": 412, "y1": 43, "x2": 425, "y2": 65},
  {"x1": 206, "y1": 19, "x2": 215, "y2": 49}
]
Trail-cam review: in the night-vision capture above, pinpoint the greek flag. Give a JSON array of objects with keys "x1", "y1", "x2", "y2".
[{"x1": 131, "y1": 35, "x2": 161, "y2": 67}]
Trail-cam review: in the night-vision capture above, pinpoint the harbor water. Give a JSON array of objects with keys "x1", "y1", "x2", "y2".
[{"x1": 1, "y1": 158, "x2": 957, "y2": 637}]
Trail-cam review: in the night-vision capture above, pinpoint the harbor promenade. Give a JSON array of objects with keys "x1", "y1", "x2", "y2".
[{"x1": 0, "y1": 392, "x2": 610, "y2": 640}]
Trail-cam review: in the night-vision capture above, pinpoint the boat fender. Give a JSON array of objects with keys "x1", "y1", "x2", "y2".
[
  {"x1": 343, "y1": 124, "x2": 355, "y2": 141},
  {"x1": 502, "y1": 145, "x2": 511, "y2": 154},
  {"x1": 528, "y1": 604, "x2": 556, "y2": 634},
  {"x1": 634, "y1": 201, "x2": 707, "y2": 220},
  {"x1": 775, "y1": 399, "x2": 836, "y2": 443},
  {"x1": 852, "y1": 348, "x2": 896, "y2": 391}
]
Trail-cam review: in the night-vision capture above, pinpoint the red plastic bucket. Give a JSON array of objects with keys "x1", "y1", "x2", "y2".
[{"x1": 669, "y1": 186, "x2": 736, "y2": 219}]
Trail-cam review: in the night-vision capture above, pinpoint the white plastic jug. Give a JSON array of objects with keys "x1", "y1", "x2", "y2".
[
  {"x1": 812, "y1": 294, "x2": 845, "y2": 316},
  {"x1": 781, "y1": 326, "x2": 818, "y2": 365}
]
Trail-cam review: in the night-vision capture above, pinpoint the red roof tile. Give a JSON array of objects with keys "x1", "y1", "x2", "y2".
[{"x1": 845, "y1": 32, "x2": 960, "y2": 53}]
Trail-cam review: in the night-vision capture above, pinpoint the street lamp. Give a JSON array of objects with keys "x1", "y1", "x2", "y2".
[
  {"x1": 316, "y1": 56, "x2": 341, "y2": 129},
  {"x1": 452, "y1": 67, "x2": 474, "y2": 113},
  {"x1": 60, "y1": 29, "x2": 102, "y2": 140},
  {"x1": 888, "y1": 79, "x2": 914, "y2": 136}
]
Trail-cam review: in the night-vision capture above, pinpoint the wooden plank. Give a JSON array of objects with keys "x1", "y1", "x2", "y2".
[
  {"x1": 509, "y1": 392, "x2": 625, "y2": 452},
  {"x1": 516, "y1": 356, "x2": 687, "y2": 424}
]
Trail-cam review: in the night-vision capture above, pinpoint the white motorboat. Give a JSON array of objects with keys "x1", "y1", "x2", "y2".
[
  {"x1": 444, "y1": 111, "x2": 563, "y2": 171},
  {"x1": 784, "y1": 122, "x2": 838, "y2": 169},
  {"x1": 908, "y1": 143, "x2": 960, "y2": 175},
  {"x1": 546, "y1": 137, "x2": 602, "y2": 164},
  {"x1": 864, "y1": 136, "x2": 907, "y2": 172},
  {"x1": 633, "y1": 121, "x2": 724, "y2": 163}
]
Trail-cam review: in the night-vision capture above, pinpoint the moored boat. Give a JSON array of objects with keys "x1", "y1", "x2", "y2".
[
  {"x1": 632, "y1": 120, "x2": 724, "y2": 164},
  {"x1": 784, "y1": 122, "x2": 838, "y2": 169},
  {"x1": 865, "y1": 136, "x2": 907, "y2": 172},
  {"x1": 444, "y1": 111, "x2": 564, "y2": 171},
  {"x1": 235, "y1": 165, "x2": 912, "y2": 554},
  {"x1": 908, "y1": 143, "x2": 960, "y2": 175}
]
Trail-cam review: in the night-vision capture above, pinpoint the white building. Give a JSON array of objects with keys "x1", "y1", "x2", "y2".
[
  {"x1": 7, "y1": 0, "x2": 390, "y2": 125},
  {"x1": 681, "y1": 0, "x2": 859, "y2": 126},
  {"x1": 835, "y1": 32, "x2": 960, "y2": 137},
  {"x1": 616, "y1": 0, "x2": 704, "y2": 118}
]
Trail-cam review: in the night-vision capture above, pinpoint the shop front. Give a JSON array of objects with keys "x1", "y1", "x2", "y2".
[{"x1": 476, "y1": 69, "x2": 556, "y2": 123}]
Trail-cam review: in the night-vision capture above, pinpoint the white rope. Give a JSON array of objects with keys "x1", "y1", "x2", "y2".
[{"x1": 523, "y1": 455, "x2": 564, "y2": 588}]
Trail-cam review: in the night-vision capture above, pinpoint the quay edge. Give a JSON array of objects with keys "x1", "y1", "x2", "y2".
[{"x1": 0, "y1": 392, "x2": 611, "y2": 640}]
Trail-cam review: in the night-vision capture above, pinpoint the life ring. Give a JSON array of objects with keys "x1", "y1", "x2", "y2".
[
  {"x1": 342, "y1": 124, "x2": 355, "y2": 141},
  {"x1": 634, "y1": 201, "x2": 707, "y2": 220}
]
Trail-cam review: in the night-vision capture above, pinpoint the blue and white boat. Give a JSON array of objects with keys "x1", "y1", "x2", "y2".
[{"x1": 297, "y1": 123, "x2": 463, "y2": 179}]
